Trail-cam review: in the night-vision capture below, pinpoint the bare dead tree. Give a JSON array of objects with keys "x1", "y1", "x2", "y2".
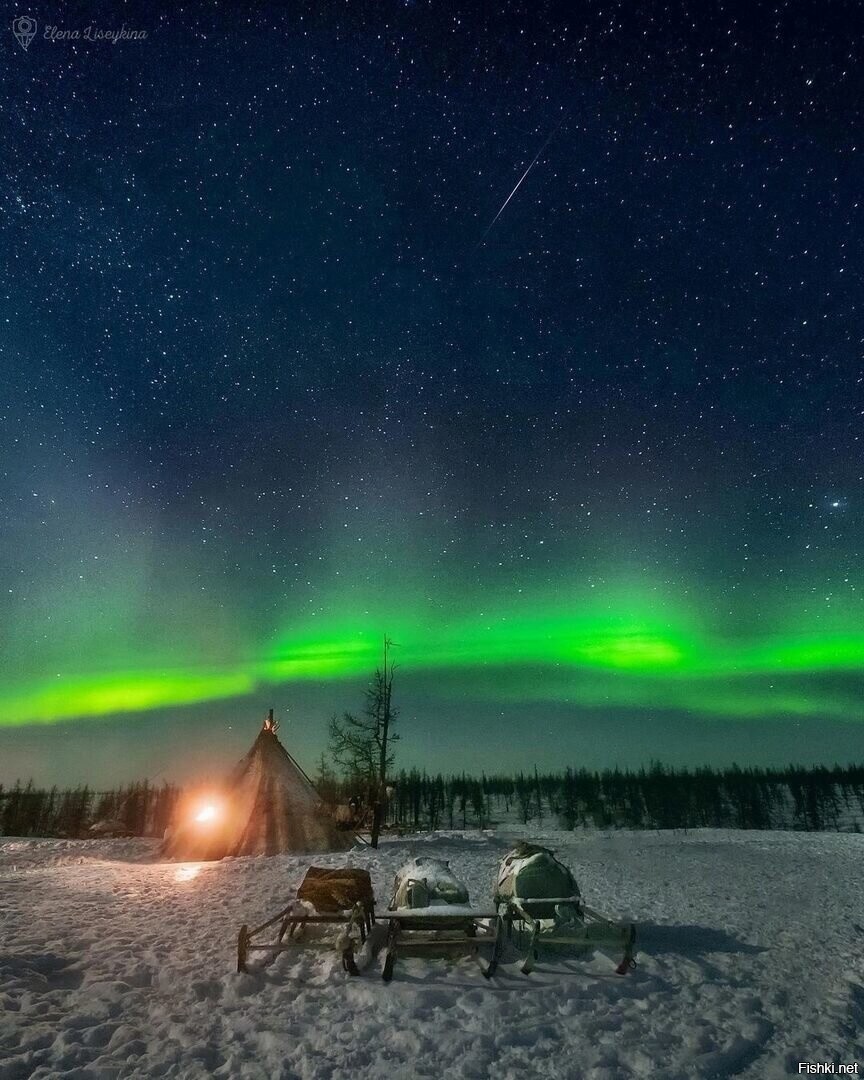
[{"x1": 327, "y1": 636, "x2": 398, "y2": 848}]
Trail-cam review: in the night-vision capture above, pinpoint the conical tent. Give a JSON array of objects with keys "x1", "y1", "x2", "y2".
[{"x1": 162, "y1": 712, "x2": 352, "y2": 860}]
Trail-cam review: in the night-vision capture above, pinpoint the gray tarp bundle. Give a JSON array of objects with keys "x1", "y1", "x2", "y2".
[{"x1": 495, "y1": 842, "x2": 580, "y2": 917}]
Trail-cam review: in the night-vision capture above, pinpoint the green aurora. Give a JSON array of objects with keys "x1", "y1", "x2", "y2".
[{"x1": 4, "y1": 587, "x2": 864, "y2": 727}]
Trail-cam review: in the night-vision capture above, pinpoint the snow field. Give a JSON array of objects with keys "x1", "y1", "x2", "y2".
[{"x1": 1, "y1": 829, "x2": 862, "y2": 1079}]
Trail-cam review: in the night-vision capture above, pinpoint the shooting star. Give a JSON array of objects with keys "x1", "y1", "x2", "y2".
[{"x1": 476, "y1": 117, "x2": 565, "y2": 248}]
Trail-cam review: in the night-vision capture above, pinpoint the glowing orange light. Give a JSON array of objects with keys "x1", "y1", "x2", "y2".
[{"x1": 194, "y1": 803, "x2": 220, "y2": 824}]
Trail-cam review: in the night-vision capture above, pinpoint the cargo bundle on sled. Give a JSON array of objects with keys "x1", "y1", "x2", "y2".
[
  {"x1": 380, "y1": 857, "x2": 504, "y2": 982},
  {"x1": 495, "y1": 843, "x2": 636, "y2": 974},
  {"x1": 237, "y1": 866, "x2": 375, "y2": 975},
  {"x1": 234, "y1": 846, "x2": 636, "y2": 981}
]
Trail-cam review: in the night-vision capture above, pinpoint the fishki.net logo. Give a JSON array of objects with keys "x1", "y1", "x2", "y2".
[{"x1": 12, "y1": 15, "x2": 37, "y2": 50}]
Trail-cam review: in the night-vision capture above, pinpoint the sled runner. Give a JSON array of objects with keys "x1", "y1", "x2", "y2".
[
  {"x1": 495, "y1": 843, "x2": 636, "y2": 975},
  {"x1": 237, "y1": 866, "x2": 375, "y2": 975},
  {"x1": 380, "y1": 857, "x2": 504, "y2": 981}
]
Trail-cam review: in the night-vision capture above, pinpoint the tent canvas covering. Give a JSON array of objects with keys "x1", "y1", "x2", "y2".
[{"x1": 162, "y1": 715, "x2": 352, "y2": 860}]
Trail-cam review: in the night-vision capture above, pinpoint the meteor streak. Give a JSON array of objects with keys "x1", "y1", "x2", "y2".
[{"x1": 477, "y1": 118, "x2": 565, "y2": 247}]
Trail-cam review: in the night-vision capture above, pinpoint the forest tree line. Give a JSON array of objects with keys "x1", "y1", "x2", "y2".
[
  {"x1": 360, "y1": 762, "x2": 864, "y2": 833},
  {"x1": 0, "y1": 780, "x2": 180, "y2": 839},
  {"x1": 2, "y1": 763, "x2": 863, "y2": 839}
]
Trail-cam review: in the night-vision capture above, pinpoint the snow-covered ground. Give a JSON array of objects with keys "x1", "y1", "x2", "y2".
[{"x1": 1, "y1": 829, "x2": 862, "y2": 1079}]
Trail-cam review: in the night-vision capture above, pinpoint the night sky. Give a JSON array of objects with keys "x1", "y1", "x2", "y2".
[{"x1": 2, "y1": 2, "x2": 863, "y2": 786}]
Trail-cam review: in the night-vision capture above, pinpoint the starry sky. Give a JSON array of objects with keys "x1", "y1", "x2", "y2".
[{"x1": 2, "y1": 1, "x2": 863, "y2": 786}]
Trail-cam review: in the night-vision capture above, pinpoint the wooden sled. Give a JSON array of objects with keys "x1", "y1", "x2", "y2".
[
  {"x1": 501, "y1": 895, "x2": 637, "y2": 975},
  {"x1": 237, "y1": 867, "x2": 375, "y2": 976},
  {"x1": 379, "y1": 907, "x2": 505, "y2": 982}
]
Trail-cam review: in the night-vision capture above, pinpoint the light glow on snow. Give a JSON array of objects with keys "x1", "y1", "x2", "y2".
[{"x1": 174, "y1": 865, "x2": 202, "y2": 883}]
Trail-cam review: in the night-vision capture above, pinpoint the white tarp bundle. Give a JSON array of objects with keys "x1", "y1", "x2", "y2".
[{"x1": 389, "y1": 856, "x2": 470, "y2": 909}]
